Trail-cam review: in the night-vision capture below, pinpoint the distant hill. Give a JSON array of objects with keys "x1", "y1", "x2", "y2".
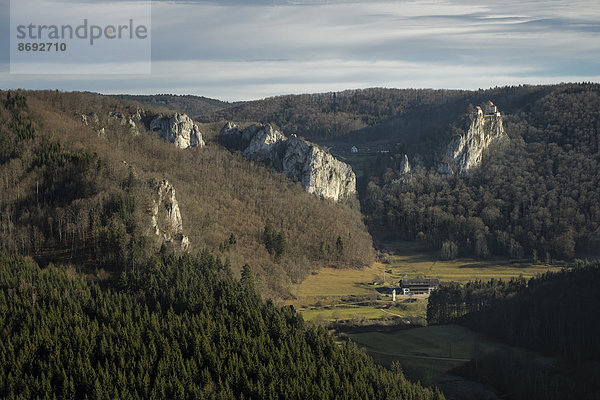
[
  {"x1": 0, "y1": 90, "x2": 374, "y2": 298},
  {"x1": 113, "y1": 93, "x2": 241, "y2": 118},
  {"x1": 200, "y1": 88, "x2": 469, "y2": 141},
  {"x1": 203, "y1": 83, "x2": 600, "y2": 262}
]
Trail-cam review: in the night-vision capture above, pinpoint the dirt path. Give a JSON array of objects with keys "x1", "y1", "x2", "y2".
[
  {"x1": 366, "y1": 349, "x2": 470, "y2": 363},
  {"x1": 379, "y1": 308, "x2": 406, "y2": 318}
]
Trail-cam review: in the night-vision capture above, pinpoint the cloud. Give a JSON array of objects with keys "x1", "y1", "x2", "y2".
[{"x1": 1, "y1": 0, "x2": 599, "y2": 100}]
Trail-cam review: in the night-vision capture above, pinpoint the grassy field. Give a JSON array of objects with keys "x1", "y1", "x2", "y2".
[
  {"x1": 300, "y1": 300, "x2": 428, "y2": 323},
  {"x1": 293, "y1": 240, "x2": 562, "y2": 322},
  {"x1": 349, "y1": 325, "x2": 498, "y2": 368},
  {"x1": 346, "y1": 324, "x2": 525, "y2": 388}
]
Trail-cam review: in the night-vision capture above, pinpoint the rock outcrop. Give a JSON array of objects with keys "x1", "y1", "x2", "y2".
[
  {"x1": 110, "y1": 111, "x2": 141, "y2": 136},
  {"x1": 399, "y1": 154, "x2": 411, "y2": 175},
  {"x1": 438, "y1": 105, "x2": 507, "y2": 174},
  {"x1": 151, "y1": 179, "x2": 189, "y2": 251},
  {"x1": 221, "y1": 123, "x2": 356, "y2": 202},
  {"x1": 150, "y1": 113, "x2": 205, "y2": 149}
]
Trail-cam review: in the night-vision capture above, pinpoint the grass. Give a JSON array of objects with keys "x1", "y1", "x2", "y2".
[
  {"x1": 349, "y1": 325, "x2": 497, "y2": 362},
  {"x1": 293, "y1": 240, "x2": 562, "y2": 322},
  {"x1": 347, "y1": 324, "x2": 525, "y2": 385},
  {"x1": 300, "y1": 300, "x2": 428, "y2": 323}
]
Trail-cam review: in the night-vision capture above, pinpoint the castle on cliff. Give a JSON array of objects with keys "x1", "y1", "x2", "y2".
[{"x1": 476, "y1": 101, "x2": 501, "y2": 117}]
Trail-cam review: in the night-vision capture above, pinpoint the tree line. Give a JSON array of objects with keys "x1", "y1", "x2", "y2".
[
  {"x1": 0, "y1": 250, "x2": 444, "y2": 399},
  {"x1": 428, "y1": 260, "x2": 600, "y2": 361},
  {"x1": 427, "y1": 260, "x2": 600, "y2": 399},
  {"x1": 363, "y1": 83, "x2": 600, "y2": 260}
]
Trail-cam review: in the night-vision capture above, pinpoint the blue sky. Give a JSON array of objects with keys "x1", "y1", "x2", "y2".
[{"x1": 1, "y1": 0, "x2": 599, "y2": 101}]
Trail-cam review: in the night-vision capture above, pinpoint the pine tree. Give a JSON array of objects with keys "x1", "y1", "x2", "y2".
[{"x1": 335, "y1": 236, "x2": 344, "y2": 259}]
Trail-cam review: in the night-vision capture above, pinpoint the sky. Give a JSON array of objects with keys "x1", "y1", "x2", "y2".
[{"x1": 1, "y1": 0, "x2": 600, "y2": 101}]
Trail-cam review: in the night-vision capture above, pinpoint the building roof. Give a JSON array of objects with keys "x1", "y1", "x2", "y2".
[
  {"x1": 401, "y1": 278, "x2": 439, "y2": 287},
  {"x1": 476, "y1": 106, "x2": 482, "y2": 110},
  {"x1": 488, "y1": 100, "x2": 495, "y2": 105}
]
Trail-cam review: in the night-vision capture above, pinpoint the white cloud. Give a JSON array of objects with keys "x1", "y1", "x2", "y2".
[{"x1": 1, "y1": 0, "x2": 599, "y2": 99}]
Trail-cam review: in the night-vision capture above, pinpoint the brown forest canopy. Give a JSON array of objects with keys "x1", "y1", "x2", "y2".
[
  {"x1": 0, "y1": 90, "x2": 374, "y2": 298},
  {"x1": 204, "y1": 83, "x2": 600, "y2": 261}
]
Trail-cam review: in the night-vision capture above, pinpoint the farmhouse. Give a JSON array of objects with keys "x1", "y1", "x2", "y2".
[{"x1": 400, "y1": 278, "x2": 439, "y2": 295}]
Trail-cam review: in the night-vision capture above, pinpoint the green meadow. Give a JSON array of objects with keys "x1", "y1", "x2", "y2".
[{"x1": 293, "y1": 240, "x2": 562, "y2": 322}]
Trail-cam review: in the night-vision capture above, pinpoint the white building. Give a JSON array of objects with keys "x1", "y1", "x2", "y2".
[{"x1": 351, "y1": 146, "x2": 358, "y2": 153}]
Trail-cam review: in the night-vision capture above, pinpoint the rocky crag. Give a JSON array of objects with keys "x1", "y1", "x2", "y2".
[
  {"x1": 399, "y1": 154, "x2": 411, "y2": 175},
  {"x1": 78, "y1": 110, "x2": 204, "y2": 149},
  {"x1": 150, "y1": 113, "x2": 205, "y2": 149},
  {"x1": 438, "y1": 102, "x2": 507, "y2": 174},
  {"x1": 221, "y1": 122, "x2": 356, "y2": 202},
  {"x1": 150, "y1": 179, "x2": 189, "y2": 251}
]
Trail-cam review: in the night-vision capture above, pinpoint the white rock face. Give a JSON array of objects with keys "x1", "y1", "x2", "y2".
[
  {"x1": 109, "y1": 111, "x2": 140, "y2": 136},
  {"x1": 242, "y1": 124, "x2": 286, "y2": 160},
  {"x1": 438, "y1": 112, "x2": 506, "y2": 174},
  {"x1": 150, "y1": 113, "x2": 205, "y2": 149},
  {"x1": 151, "y1": 179, "x2": 189, "y2": 251},
  {"x1": 399, "y1": 154, "x2": 411, "y2": 175},
  {"x1": 80, "y1": 112, "x2": 99, "y2": 126},
  {"x1": 221, "y1": 123, "x2": 356, "y2": 202}
]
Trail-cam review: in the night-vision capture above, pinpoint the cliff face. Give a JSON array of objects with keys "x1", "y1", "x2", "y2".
[
  {"x1": 151, "y1": 179, "x2": 189, "y2": 251},
  {"x1": 221, "y1": 123, "x2": 356, "y2": 202},
  {"x1": 78, "y1": 109, "x2": 204, "y2": 149},
  {"x1": 399, "y1": 154, "x2": 411, "y2": 175},
  {"x1": 150, "y1": 113, "x2": 205, "y2": 149},
  {"x1": 438, "y1": 113, "x2": 506, "y2": 174}
]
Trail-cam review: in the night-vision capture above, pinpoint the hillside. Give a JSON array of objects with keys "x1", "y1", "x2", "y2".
[
  {"x1": 201, "y1": 88, "x2": 469, "y2": 141},
  {"x1": 203, "y1": 83, "x2": 600, "y2": 262},
  {"x1": 0, "y1": 250, "x2": 444, "y2": 399},
  {"x1": 113, "y1": 94, "x2": 239, "y2": 118},
  {"x1": 362, "y1": 83, "x2": 600, "y2": 261},
  {"x1": 0, "y1": 90, "x2": 374, "y2": 298},
  {"x1": 427, "y1": 260, "x2": 600, "y2": 399}
]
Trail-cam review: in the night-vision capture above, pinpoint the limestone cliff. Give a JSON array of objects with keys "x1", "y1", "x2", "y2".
[
  {"x1": 438, "y1": 107, "x2": 506, "y2": 174},
  {"x1": 110, "y1": 111, "x2": 141, "y2": 136},
  {"x1": 399, "y1": 154, "x2": 411, "y2": 175},
  {"x1": 151, "y1": 179, "x2": 189, "y2": 251},
  {"x1": 150, "y1": 113, "x2": 205, "y2": 149},
  {"x1": 221, "y1": 123, "x2": 356, "y2": 202}
]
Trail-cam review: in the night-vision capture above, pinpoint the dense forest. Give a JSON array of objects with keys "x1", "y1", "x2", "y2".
[
  {"x1": 200, "y1": 83, "x2": 600, "y2": 260},
  {"x1": 363, "y1": 84, "x2": 600, "y2": 260},
  {"x1": 427, "y1": 260, "x2": 600, "y2": 399},
  {"x1": 113, "y1": 94, "x2": 238, "y2": 118},
  {"x1": 201, "y1": 88, "x2": 468, "y2": 141},
  {"x1": 3, "y1": 84, "x2": 599, "y2": 398},
  {"x1": 0, "y1": 90, "x2": 374, "y2": 297},
  {"x1": 0, "y1": 251, "x2": 443, "y2": 399}
]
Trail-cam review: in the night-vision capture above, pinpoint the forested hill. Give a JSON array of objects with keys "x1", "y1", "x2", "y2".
[
  {"x1": 201, "y1": 83, "x2": 600, "y2": 261},
  {"x1": 200, "y1": 88, "x2": 469, "y2": 141},
  {"x1": 0, "y1": 251, "x2": 443, "y2": 399},
  {"x1": 427, "y1": 260, "x2": 600, "y2": 399},
  {"x1": 113, "y1": 94, "x2": 239, "y2": 118},
  {"x1": 428, "y1": 261, "x2": 600, "y2": 359},
  {"x1": 200, "y1": 85, "x2": 571, "y2": 144},
  {"x1": 363, "y1": 83, "x2": 600, "y2": 261},
  {"x1": 0, "y1": 90, "x2": 374, "y2": 298}
]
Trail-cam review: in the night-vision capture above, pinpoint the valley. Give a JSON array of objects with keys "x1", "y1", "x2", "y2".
[
  {"x1": 291, "y1": 239, "x2": 561, "y2": 324},
  {"x1": 1, "y1": 84, "x2": 600, "y2": 399}
]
